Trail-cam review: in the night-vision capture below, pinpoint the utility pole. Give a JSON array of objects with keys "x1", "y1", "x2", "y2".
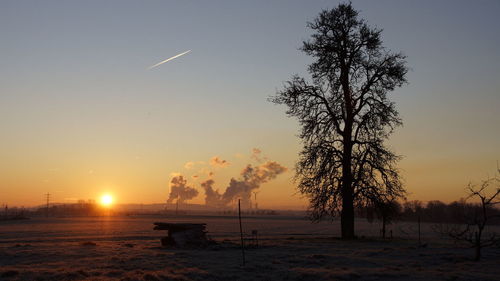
[{"x1": 45, "y1": 192, "x2": 50, "y2": 218}]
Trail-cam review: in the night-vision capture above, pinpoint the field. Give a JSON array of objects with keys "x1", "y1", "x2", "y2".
[{"x1": 1, "y1": 215, "x2": 499, "y2": 280}]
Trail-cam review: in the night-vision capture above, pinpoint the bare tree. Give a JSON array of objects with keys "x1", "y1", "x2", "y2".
[
  {"x1": 438, "y1": 170, "x2": 500, "y2": 261},
  {"x1": 374, "y1": 199, "x2": 401, "y2": 239},
  {"x1": 271, "y1": 3, "x2": 407, "y2": 238}
]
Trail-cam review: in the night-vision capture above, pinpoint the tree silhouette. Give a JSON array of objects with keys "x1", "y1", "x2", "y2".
[
  {"x1": 435, "y1": 169, "x2": 500, "y2": 261},
  {"x1": 271, "y1": 3, "x2": 408, "y2": 239},
  {"x1": 371, "y1": 199, "x2": 401, "y2": 239}
]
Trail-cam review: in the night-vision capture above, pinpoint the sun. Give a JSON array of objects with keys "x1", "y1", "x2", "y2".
[{"x1": 100, "y1": 194, "x2": 113, "y2": 207}]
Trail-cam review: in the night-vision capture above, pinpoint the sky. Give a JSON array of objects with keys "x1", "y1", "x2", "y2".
[{"x1": 1, "y1": 0, "x2": 499, "y2": 209}]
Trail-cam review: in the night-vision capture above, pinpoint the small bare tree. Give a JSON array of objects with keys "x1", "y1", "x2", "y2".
[
  {"x1": 376, "y1": 199, "x2": 401, "y2": 239},
  {"x1": 437, "y1": 168, "x2": 500, "y2": 261},
  {"x1": 365, "y1": 198, "x2": 401, "y2": 239}
]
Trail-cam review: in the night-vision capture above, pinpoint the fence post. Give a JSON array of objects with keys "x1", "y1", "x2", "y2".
[
  {"x1": 418, "y1": 215, "x2": 421, "y2": 246},
  {"x1": 238, "y1": 199, "x2": 246, "y2": 266}
]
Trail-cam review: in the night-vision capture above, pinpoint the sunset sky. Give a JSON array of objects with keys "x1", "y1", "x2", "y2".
[{"x1": 1, "y1": 0, "x2": 499, "y2": 209}]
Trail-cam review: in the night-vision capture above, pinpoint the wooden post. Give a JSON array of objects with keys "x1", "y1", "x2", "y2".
[
  {"x1": 382, "y1": 215, "x2": 386, "y2": 239},
  {"x1": 238, "y1": 199, "x2": 245, "y2": 266},
  {"x1": 417, "y1": 215, "x2": 421, "y2": 246}
]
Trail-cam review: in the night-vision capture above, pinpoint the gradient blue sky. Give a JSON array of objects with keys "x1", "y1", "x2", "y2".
[{"x1": 1, "y1": 0, "x2": 499, "y2": 208}]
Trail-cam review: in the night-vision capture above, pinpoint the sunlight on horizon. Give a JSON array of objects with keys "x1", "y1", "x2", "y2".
[{"x1": 100, "y1": 194, "x2": 114, "y2": 207}]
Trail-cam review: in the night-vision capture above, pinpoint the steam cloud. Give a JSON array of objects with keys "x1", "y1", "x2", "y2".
[
  {"x1": 167, "y1": 175, "x2": 199, "y2": 203},
  {"x1": 168, "y1": 150, "x2": 286, "y2": 208},
  {"x1": 201, "y1": 179, "x2": 223, "y2": 208},
  {"x1": 202, "y1": 161, "x2": 287, "y2": 208}
]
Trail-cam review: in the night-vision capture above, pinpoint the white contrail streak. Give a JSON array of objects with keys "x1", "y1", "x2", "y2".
[{"x1": 148, "y1": 50, "x2": 191, "y2": 69}]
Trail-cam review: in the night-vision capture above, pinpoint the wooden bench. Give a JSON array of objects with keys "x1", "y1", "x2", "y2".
[{"x1": 153, "y1": 222, "x2": 209, "y2": 247}]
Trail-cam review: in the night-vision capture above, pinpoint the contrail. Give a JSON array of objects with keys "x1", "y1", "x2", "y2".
[{"x1": 148, "y1": 50, "x2": 191, "y2": 69}]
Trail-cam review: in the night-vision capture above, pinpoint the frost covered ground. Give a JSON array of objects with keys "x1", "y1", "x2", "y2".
[{"x1": 1, "y1": 215, "x2": 499, "y2": 280}]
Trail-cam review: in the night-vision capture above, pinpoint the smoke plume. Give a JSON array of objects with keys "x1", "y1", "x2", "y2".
[
  {"x1": 201, "y1": 179, "x2": 223, "y2": 208},
  {"x1": 167, "y1": 175, "x2": 199, "y2": 203},
  {"x1": 203, "y1": 161, "x2": 287, "y2": 208}
]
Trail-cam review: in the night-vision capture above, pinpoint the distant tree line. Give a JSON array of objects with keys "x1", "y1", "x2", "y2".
[
  {"x1": 35, "y1": 200, "x2": 102, "y2": 217},
  {"x1": 218, "y1": 209, "x2": 278, "y2": 216},
  {"x1": 1, "y1": 204, "x2": 29, "y2": 220},
  {"x1": 357, "y1": 199, "x2": 500, "y2": 225}
]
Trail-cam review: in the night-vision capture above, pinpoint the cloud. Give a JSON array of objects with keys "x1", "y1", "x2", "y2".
[
  {"x1": 196, "y1": 167, "x2": 214, "y2": 178},
  {"x1": 210, "y1": 156, "x2": 229, "y2": 167},
  {"x1": 184, "y1": 161, "x2": 205, "y2": 170},
  {"x1": 251, "y1": 148, "x2": 267, "y2": 162}
]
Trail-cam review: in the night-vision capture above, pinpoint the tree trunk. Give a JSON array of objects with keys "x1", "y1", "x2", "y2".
[
  {"x1": 341, "y1": 188, "x2": 355, "y2": 239},
  {"x1": 340, "y1": 57, "x2": 355, "y2": 240},
  {"x1": 341, "y1": 118, "x2": 354, "y2": 239},
  {"x1": 474, "y1": 245, "x2": 481, "y2": 261},
  {"x1": 474, "y1": 231, "x2": 481, "y2": 261}
]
